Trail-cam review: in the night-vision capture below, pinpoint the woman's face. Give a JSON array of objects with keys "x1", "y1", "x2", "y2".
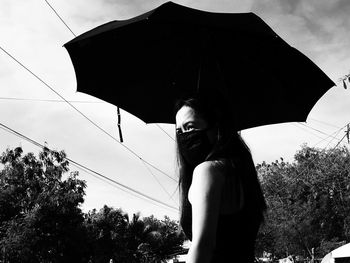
[{"x1": 175, "y1": 106, "x2": 208, "y2": 135}]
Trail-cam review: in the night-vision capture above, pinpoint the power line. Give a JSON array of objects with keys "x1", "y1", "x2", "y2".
[
  {"x1": 291, "y1": 122, "x2": 344, "y2": 148},
  {"x1": 43, "y1": 0, "x2": 175, "y2": 143},
  {"x1": 67, "y1": 159, "x2": 178, "y2": 212},
  {"x1": 0, "y1": 45, "x2": 176, "y2": 183},
  {"x1": 155, "y1": 124, "x2": 175, "y2": 141},
  {"x1": 170, "y1": 184, "x2": 179, "y2": 200},
  {"x1": 262, "y1": 123, "x2": 350, "y2": 197},
  {"x1": 291, "y1": 123, "x2": 324, "y2": 140},
  {"x1": 44, "y1": 0, "x2": 76, "y2": 37},
  {"x1": 298, "y1": 122, "x2": 341, "y2": 140},
  {"x1": 0, "y1": 121, "x2": 178, "y2": 212},
  {"x1": 261, "y1": 132, "x2": 349, "y2": 209},
  {"x1": 0, "y1": 96, "x2": 103, "y2": 103},
  {"x1": 67, "y1": 158, "x2": 178, "y2": 212},
  {"x1": 41, "y1": 0, "x2": 179, "y2": 208},
  {"x1": 141, "y1": 161, "x2": 178, "y2": 206},
  {"x1": 300, "y1": 124, "x2": 350, "y2": 180},
  {"x1": 313, "y1": 124, "x2": 349, "y2": 148},
  {"x1": 324, "y1": 127, "x2": 345, "y2": 149},
  {"x1": 274, "y1": 129, "x2": 349, "y2": 195},
  {"x1": 308, "y1": 118, "x2": 341, "y2": 129},
  {"x1": 332, "y1": 132, "x2": 348, "y2": 149},
  {"x1": 43, "y1": 0, "x2": 177, "y2": 180}
]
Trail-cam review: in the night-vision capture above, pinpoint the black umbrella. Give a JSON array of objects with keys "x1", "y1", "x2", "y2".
[{"x1": 64, "y1": 1, "x2": 334, "y2": 134}]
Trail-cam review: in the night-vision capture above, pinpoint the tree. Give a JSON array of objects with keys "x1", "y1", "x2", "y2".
[
  {"x1": 140, "y1": 215, "x2": 186, "y2": 262},
  {"x1": 0, "y1": 147, "x2": 186, "y2": 262},
  {"x1": 0, "y1": 147, "x2": 88, "y2": 263},
  {"x1": 255, "y1": 145, "x2": 350, "y2": 258},
  {"x1": 84, "y1": 206, "x2": 186, "y2": 263},
  {"x1": 84, "y1": 205, "x2": 129, "y2": 262}
]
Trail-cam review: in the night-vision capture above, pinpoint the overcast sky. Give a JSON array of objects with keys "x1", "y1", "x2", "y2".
[{"x1": 1, "y1": 0, "x2": 349, "y2": 220}]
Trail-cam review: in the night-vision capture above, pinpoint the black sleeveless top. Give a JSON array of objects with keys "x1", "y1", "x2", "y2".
[
  {"x1": 210, "y1": 208, "x2": 261, "y2": 262},
  {"x1": 182, "y1": 159, "x2": 265, "y2": 263},
  {"x1": 184, "y1": 159, "x2": 262, "y2": 263},
  {"x1": 210, "y1": 159, "x2": 261, "y2": 263}
]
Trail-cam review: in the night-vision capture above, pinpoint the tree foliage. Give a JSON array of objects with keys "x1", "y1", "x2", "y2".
[
  {"x1": 84, "y1": 205, "x2": 130, "y2": 262},
  {"x1": 0, "y1": 147, "x2": 87, "y2": 262},
  {"x1": 0, "y1": 147, "x2": 185, "y2": 262},
  {"x1": 255, "y1": 144, "x2": 350, "y2": 258},
  {"x1": 84, "y1": 207, "x2": 186, "y2": 263}
]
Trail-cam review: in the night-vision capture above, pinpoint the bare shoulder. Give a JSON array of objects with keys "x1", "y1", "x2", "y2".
[
  {"x1": 189, "y1": 160, "x2": 226, "y2": 205},
  {"x1": 192, "y1": 160, "x2": 226, "y2": 185},
  {"x1": 194, "y1": 159, "x2": 227, "y2": 175}
]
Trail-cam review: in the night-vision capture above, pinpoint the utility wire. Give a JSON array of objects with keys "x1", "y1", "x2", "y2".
[
  {"x1": 332, "y1": 132, "x2": 348, "y2": 149},
  {"x1": 308, "y1": 118, "x2": 341, "y2": 129},
  {"x1": 1, "y1": 1, "x2": 177, "y2": 207},
  {"x1": 298, "y1": 122, "x2": 341, "y2": 141},
  {"x1": 0, "y1": 96, "x2": 103, "y2": 103},
  {"x1": 155, "y1": 124, "x2": 175, "y2": 141},
  {"x1": 0, "y1": 121, "x2": 178, "y2": 212},
  {"x1": 43, "y1": 0, "x2": 347, "y2": 167},
  {"x1": 325, "y1": 127, "x2": 345, "y2": 149},
  {"x1": 313, "y1": 126, "x2": 344, "y2": 148},
  {"x1": 43, "y1": 0, "x2": 177, "y2": 187},
  {"x1": 65, "y1": 158, "x2": 177, "y2": 212},
  {"x1": 264, "y1": 123, "x2": 350, "y2": 196},
  {"x1": 42, "y1": 0, "x2": 178, "y2": 206},
  {"x1": 141, "y1": 161, "x2": 178, "y2": 206},
  {"x1": 67, "y1": 158, "x2": 178, "y2": 212},
  {"x1": 291, "y1": 123, "x2": 324, "y2": 140},
  {"x1": 274, "y1": 129, "x2": 349, "y2": 195},
  {"x1": 273, "y1": 141, "x2": 350, "y2": 218},
  {"x1": 44, "y1": 0, "x2": 76, "y2": 37},
  {"x1": 43, "y1": 0, "x2": 175, "y2": 144},
  {"x1": 169, "y1": 184, "x2": 179, "y2": 200},
  {"x1": 0, "y1": 45, "x2": 176, "y2": 183},
  {"x1": 291, "y1": 122, "x2": 344, "y2": 149}
]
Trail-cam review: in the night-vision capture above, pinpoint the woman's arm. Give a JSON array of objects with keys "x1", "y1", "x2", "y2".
[{"x1": 187, "y1": 161, "x2": 225, "y2": 263}]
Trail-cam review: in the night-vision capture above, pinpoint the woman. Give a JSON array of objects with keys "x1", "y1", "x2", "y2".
[{"x1": 175, "y1": 97, "x2": 266, "y2": 263}]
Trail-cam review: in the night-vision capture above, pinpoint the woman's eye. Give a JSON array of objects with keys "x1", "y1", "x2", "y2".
[{"x1": 185, "y1": 126, "x2": 199, "y2": 133}]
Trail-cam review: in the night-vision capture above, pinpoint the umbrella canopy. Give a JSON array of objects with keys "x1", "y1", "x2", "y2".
[{"x1": 64, "y1": 1, "x2": 334, "y2": 131}]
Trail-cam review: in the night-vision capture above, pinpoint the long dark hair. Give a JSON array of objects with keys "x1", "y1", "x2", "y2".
[{"x1": 174, "y1": 97, "x2": 266, "y2": 240}]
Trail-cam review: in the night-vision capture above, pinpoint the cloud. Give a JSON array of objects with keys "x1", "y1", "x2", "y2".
[
  {"x1": 250, "y1": 0, "x2": 350, "y2": 81},
  {"x1": 176, "y1": 0, "x2": 253, "y2": 12},
  {"x1": 251, "y1": 0, "x2": 350, "y2": 49},
  {"x1": 61, "y1": 0, "x2": 164, "y2": 33},
  {"x1": 64, "y1": 0, "x2": 255, "y2": 35}
]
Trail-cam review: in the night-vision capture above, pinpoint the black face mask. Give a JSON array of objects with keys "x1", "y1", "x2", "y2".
[{"x1": 177, "y1": 128, "x2": 212, "y2": 167}]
